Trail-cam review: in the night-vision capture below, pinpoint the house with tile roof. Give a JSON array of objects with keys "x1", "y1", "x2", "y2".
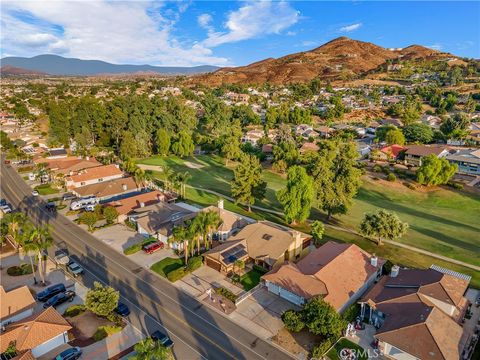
[
  {"x1": 404, "y1": 145, "x2": 450, "y2": 166},
  {"x1": 0, "y1": 286, "x2": 36, "y2": 328},
  {"x1": 65, "y1": 164, "x2": 124, "y2": 189},
  {"x1": 34, "y1": 156, "x2": 101, "y2": 176},
  {"x1": 262, "y1": 241, "x2": 383, "y2": 311},
  {"x1": 359, "y1": 266, "x2": 471, "y2": 360},
  {"x1": 70, "y1": 176, "x2": 140, "y2": 200},
  {"x1": 0, "y1": 307, "x2": 72, "y2": 358},
  {"x1": 203, "y1": 221, "x2": 312, "y2": 274},
  {"x1": 446, "y1": 148, "x2": 480, "y2": 175}
]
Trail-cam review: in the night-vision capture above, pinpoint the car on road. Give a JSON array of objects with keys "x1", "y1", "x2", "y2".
[
  {"x1": 54, "y1": 252, "x2": 70, "y2": 266},
  {"x1": 36, "y1": 283, "x2": 66, "y2": 302},
  {"x1": 115, "y1": 302, "x2": 131, "y2": 317},
  {"x1": 32, "y1": 190, "x2": 39, "y2": 196},
  {"x1": 55, "y1": 346, "x2": 82, "y2": 360},
  {"x1": 142, "y1": 241, "x2": 164, "y2": 254},
  {"x1": 43, "y1": 290, "x2": 76, "y2": 309},
  {"x1": 151, "y1": 330, "x2": 174, "y2": 348},
  {"x1": 67, "y1": 261, "x2": 84, "y2": 277},
  {"x1": 46, "y1": 202, "x2": 57, "y2": 212}
]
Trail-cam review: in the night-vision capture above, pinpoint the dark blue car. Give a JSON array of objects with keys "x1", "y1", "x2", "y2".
[
  {"x1": 36, "y1": 283, "x2": 66, "y2": 302},
  {"x1": 55, "y1": 346, "x2": 82, "y2": 360},
  {"x1": 151, "y1": 330, "x2": 174, "y2": 348},
  {"x1": 114, "y1": 302, "x2": 130, "y2": 316},
  {"x1": 43, "y1": 290, "x2": 76, "y2": 309}
]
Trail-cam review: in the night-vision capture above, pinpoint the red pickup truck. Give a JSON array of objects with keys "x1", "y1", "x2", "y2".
[{"x1": 142, "y1": 242, "x2": 164, "y2": 254}]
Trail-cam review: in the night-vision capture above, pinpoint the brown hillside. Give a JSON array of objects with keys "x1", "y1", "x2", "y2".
[
  {"x1": 193, "y1": 37, "x2": 459, "y2": 86},
  {"x1": 0, "y1": 65, "x2": 47, "y2": 76}
]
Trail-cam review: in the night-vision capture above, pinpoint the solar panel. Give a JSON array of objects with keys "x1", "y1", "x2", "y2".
[{"x1": 221, "y1": 245, "x2": 247, "y2": 264}]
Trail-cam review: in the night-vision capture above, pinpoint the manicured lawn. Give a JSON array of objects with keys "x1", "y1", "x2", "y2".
[
  {"x1": 34, "y1": 183, "x2": 59, "y2": 195},
  {"x1": 327, "y1": 338, "x2": 367, "y2": 360},
  {"x1": 240, "y1": 269, "x2": 265, "y2": 291},
  {"x1": 150, "y1": 257, "x2": 185, "y2": 278}
]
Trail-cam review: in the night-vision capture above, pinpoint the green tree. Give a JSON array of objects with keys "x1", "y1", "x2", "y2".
[
  {"x1": 28, "y1": 226, "x2": 53, "y2": 285},
  {"x1": 171, "y1": 131, "x2": 194, "y2": 157},
  {"x1": 171, "y1": 225, "x2": 190, "y2": 264},
  {"x1": 416, "y1": 154, "x2": 457, "y2": 186},
  {"x1": 233, "y1": 259, "x2": 245, "y2": 276},
  {"x1": 311, "y1": 141, "x2": 362, "y2": 220},
  {"x1": 130, "y1": 338, "x2": 171, "y2": 360},
  {"x1": 119, "y1": 131, "x2": 138, "y2": 160},
  {"x1": 375, "y1": 124, "x2": 397, "y2": 142},
  {"x1": 231, "y1": 154, "x2": 267, "y2": 211},
  {"x1": 197, "y1": 210, "x2": 222, "y2": 250},
  {"x1": 277, "y1": 166, "x2": 314, "y2": 224},
  {"x1": 155, "y1": 129, "x2": 171, "y2": 156},
  {"x1": 85, "y1": 282, "x2": 120, "y2": 318},
  {"x1": 6, "y1": 212, "x2": 28, "y2": 249},
  {"x1": 79, "y1": 211, "x2": 98, "y2": 232},
  {"x1": 302, "y1": 297, "x2": 345, "y2": 338},
  {"x1": 440, "y1": 113, "x2": 470, "y2": 139},
  {"x1": 103, "y1": 206, "x2": 119, "y2": 224},
  {"x1": 402, "y1": 123, "x2": 434, "y2": 144},
  {"x1": 385, "y1": 128, "x2": 405, "y2": 145},
  {"x1": 359, "y1": 209, "x2": 408, "y2": 245},
  {"x1": 281, "y1": 309, "x2": 305, "y2": 332},
  {"x1": 310, "y1": 221, "x2": 325, "y2": 247}
]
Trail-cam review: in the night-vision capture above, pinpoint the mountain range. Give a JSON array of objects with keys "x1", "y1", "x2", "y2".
[{"x1": 0, "y1": 54, "x2": 219, "y2": 76}]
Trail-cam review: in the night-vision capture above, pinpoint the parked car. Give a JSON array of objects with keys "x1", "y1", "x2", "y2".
[
  {"x1": 142, "y1": 242, "x2": 164, "y2": 254},
  {"x1": 84, "y1": 204, "x2": 95, "y2": 212},
  {"x1": 67, "y1": 261, "x2": 84, "y2": 277},
  {"x1": 54, "y1": 252, "x2": 70, "y2": 266},
  {"x1": 62, "y1": 193, "x2": 77, "y2": 201},
  {"x1": 36, "y1": 283, "x2": 66, "y2": 302},
  {"x1": 43, "y1": 290, "x2": 76, "y2": 309},
  {"x1": 0, "y1": 204, "x2": 12, "y2": 214},
  {"x1": 115, "y1": 302, "x2": 131, "y2": 317},
  {"x1": 55, "y1": 346, "x2": 82, "y2": 360},
  {"x1": 32, "y1": 190, "x2": 39, "y2": 196},
  {"x1": 45, "y1": 202, "x2": 57, "y2": 212},
  {"x1": 0, "y1": 199, "x2": 6, "y2": 206},
  {"x1": 151, "y1": 330, "x2": 174, "y2": 348}
]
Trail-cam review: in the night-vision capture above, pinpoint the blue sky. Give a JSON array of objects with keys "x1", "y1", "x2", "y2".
[{"x1": 1, "y1": 1, "x2": 479, "y2": 66}]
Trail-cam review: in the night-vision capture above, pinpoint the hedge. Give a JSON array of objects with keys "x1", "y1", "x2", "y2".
[
  {"x1": 7, "y1": 263, "x2": 35, "y2": 276},
  {"x1": 167, "y1": 267, "x2": 187, "y2": 282},
  {"x1": 64, "y1": 305, "x2": 86, "y2": 317},
  {"x1": 93, "y1": 325, "x2": 122, "y2": 341},
  {"x1": 215, "y1": 287, "x2": 237, "y2": 302},
  {"x1": 252, "y1": 264, "x2": 269, "y2": 274},
  {"x1": 186, "y1": 256, "x2": 203, "y2": 272},
  {"x1": 123, "y1": 238, "x2": 157, "y2": 255}
]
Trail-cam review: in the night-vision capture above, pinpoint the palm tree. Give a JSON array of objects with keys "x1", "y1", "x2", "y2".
[
  {"x1": 130, "y1": 338, "x2": 171, "y2": 360},
  {"x1": 188, "y1": 218, "x2": 203, "y2": 256},
  {"x1": 201, "y1": 210, "x2": 222, "y2": 250},
  {"x1": 7, "y1": 212, "x2": 28, "y2": 250},
  {"x1": 174, "y1": 171, "x2": 191, "y2": 199},
  {"x1": 29, "y1": 226, "x2": 53, "y2": 285},
  {"x1": 170, "y1": 225, "x2": 190, "y2": 264},
  {"x1": 19, "y1": 237, "x2": 39, "y2": 284},
  {"x1": 162, "y1": 166, "x2": 174, "y2": 192}
]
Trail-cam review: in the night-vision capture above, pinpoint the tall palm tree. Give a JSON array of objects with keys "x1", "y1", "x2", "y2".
[
  {"x1": 202, "y1": 210, "x2": 222, "y2": 251},
  {"x1": 170, "y1": 225, "x2": 189, "y2": 264},
  {"x1": 162, "y1": 166, "x2": 174, "y2": 192},
  {"x1": 29, "y1": 226, "x2": 53, "y2": 285},
  {"x1": 7, "y1": 212, "x2": 28, "y2": 250},
  {"x1": 188, "y1": 218, "x2": 203, "y2": 256},
  {"x1": 19, "y1": 237, "x2": 39, "y2": 284},
  {"x1": 130, "y1": 338, "x2": 171, "y2": 360}
]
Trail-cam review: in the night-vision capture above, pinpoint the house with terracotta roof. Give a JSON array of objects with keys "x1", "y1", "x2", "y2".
[
  {"x1": 0, "y1": 286, "x2": 36, "y2": 328},
  {"x1": 34, "y1": 156, "x2": 101, "y2": 176},
  {"x1": 299, "y1": 142, "x2": 319, "y2": 154},
  {"x1": 65, "y1": 164, "x2": 124, "y2": 189},
  {"x1": 359, "y1": 266, "x2": 471, "y2": 360},
  {"x1": 71, "y1": 176, "x2": 141, "y2": 200},
  {"x1": 380, "y1": 144, "x2": 407, "y2": 160},
  {"x1": 404, "y1": 145, "x2": 450, "y2": 166},
  {"x1": 203, "y1": 221, "x2": 311, "y2": 274},
  {"x1": 0, "y1": 307, "x2": 72, "y2": 358},
  {"x1": 105, "y1": 190, "x2": 174, "y2": 223},
  {"x1": 262, "y1": 241, "x2": 383, "y2": 311}
]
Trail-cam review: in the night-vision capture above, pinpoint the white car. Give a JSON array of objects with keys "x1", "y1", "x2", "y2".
[
  {"x1": 84, "y1": 204, "x2": 95, "y2": 212},
  {"x1": 32, "y1": 190, "x2": 39, "y2": 196}
]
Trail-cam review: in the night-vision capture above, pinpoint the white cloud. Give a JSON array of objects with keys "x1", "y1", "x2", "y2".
[
  {"x1": 1, "y1": 0, "x2": 229, "y2": 66},
  {"x1": 198, "y1": 13, "x2": 213, "y2": 29},
  {"x1": 339, "y1": 23, "x2": 362, "y2": 33},
  {"x1": 202, "y1": 1, "x2": 299, "y2": 48}
]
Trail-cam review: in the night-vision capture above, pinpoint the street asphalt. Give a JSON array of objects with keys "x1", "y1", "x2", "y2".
[{"x1": 0, "y1": 160, "x2": 295, "y2": 360}]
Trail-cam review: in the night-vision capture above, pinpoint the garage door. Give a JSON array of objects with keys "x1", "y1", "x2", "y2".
[{"x1": 205, "y1": 258, "x2": 221, "y2": 272}]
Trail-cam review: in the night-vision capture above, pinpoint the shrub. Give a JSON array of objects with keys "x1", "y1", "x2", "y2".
[
  {"x1": 342, "y1": 304, "x2": 360, "y2": 323},
  {"x1": 252, "y1": 264, "x2": 269, "y2": 274},
  {"x1": 405, "y1": 182, "x2": 417, "y2": 190},
  {"x1": 281, "y1": 310, "x2": 304, "y2": 332},
  {"x1": 85, "y1": 282, "x2": 119, "y2": 318},
  {"x1": 372, "y1": 164, "x2": 382, "y2": 173},
  {"x1": 103, "y1": 206, "x2": 119, "y2": 224},
  {"x1": 186, "y1": 256, "x2": 203, "y2": 272},
  {"x1": 215, "y1": 287, "x2": 237, "y2": 302},
  {"x1": 167, "y1": 267, "x2": 186, "y2": 282},
  {"x1": 123, "y1": 243, "x2": 142, "y2": 255},
  {"x1": 448, "y1": 181, "x2": 463, "y2": 190},
  {"x1": 7, "y1": 263, "x2": 35, "y2": 276},
  {"x1": 93, "y1": 325, "x2": 122, "y2": 341},
  {"x1": 386, "y1": 173, "x2": 396, "y2": 182},
  {"x1": 311, "y1": 338, "x2": 334, "y2": 359},
  {"x1": 124, "y1": 219, "x2": 137, "y2": 230},
  {"x1": 64, "y1": 305, "x2": 86, "y2": 317}
]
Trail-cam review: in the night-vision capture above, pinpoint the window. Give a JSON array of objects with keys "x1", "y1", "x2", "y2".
[{"x1": 98, "y1": 178, "x2": 103, "y2": 182}]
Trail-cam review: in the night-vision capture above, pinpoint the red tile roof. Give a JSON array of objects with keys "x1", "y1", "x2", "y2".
[{"x1": 66, "y1": 164, "x2": 123, "y2": 183}]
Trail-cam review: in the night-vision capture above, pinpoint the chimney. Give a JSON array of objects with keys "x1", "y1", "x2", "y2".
[
  {"x1": 122, "y1": 184, "x2": 127, "y2": 191},
  {"x1": 140, "y1": 202, "x2": 145, "y2": 208},
  {"x1": 86, "y1": 156, "x2": 90, "y2": 160},
  {"x1": 115, "y1": 164, "x2": 120, "y2": 169},
  {"x1": 370, "y1": 255, "x2": 378, "y2": 267},
  {"x1": 390, "y1": 265, "x2": 400, "y2": 278},
  {"x1": 217, "y1": 199, "x2": 224, "y2": 209}
]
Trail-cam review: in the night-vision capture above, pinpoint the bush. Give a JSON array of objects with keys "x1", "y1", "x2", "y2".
[
  {"x1": 64, "y1": 305, "x2": 86, "y2": 317},
  {"x1": 186, "y1": 256, "x2": 203, "y2": 272},
  {"x1": 252, "y1": 264, "x2": 269, "y2": 274},
  {"x1": 311, "y1": 338, "x2": 334, "y2": 359},
  {"x1": 405, "y1": 182, "x2": 417, "y2": 190},
  {"x1": 281, "y1": 310, "x2": 305, "y2": 332},
  {"x1": 372, "y1": 164, "x2": 382, "y2": 173},
  {"x1": 342, "y1": 304, "x2": 359, "y2": 323},
  {"x1": 124, "y1": 219, "x2": 137, "y2": 230},
  {"x1": 123, "y1": 243, "x2": 142, "y2": 255},
  {"x1": 7, "y1": 263, "x2": 35, "y2": 276},
  {"x1": 167, "y1": 267, "x2": 186, "y2": 282},
  {"x1": 386, "y1": 173, "x2": 396, "y2": 182},
  {"x1": 215, "y1": 287, "x2": 237, "y2": 302},
  {"x1": 448, "y1": 181, "x2": 463, "y2": 190},
  {"x1": 93, "y1": 325, "x2": 122, "y2": 342}
]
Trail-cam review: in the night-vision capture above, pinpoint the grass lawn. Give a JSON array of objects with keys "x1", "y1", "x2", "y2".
[
  {"x1": 150, "y1": 257, "x2": 184, "y2": 278},
  {"x1": 327, "y1": 338, "x2": 367, "y2": 360},
  {"x1": 240, "y1": 269, "x2": 265, "y2": 291},
  {"x1": 34, "y1": 183, "x2": 59, "y2": 195}
]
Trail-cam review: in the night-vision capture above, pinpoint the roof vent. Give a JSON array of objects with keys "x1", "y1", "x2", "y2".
[
  {"x1": 390, "y1": 265, "x2": 400, "y2": 278},
  {"x1": 262, "y1": 234, "x2": 272, "y2": 240},
  {"x1": 140, "y1": 202, "x2": 145, "y2": 208},
  {"x1": 122, "y1": 184, "x2": 127, "y2": 191},
  {"x1": 371, "y1": 255, "x2": 378, "y2": 267}
]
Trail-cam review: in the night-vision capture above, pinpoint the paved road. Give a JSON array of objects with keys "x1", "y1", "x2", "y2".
[{"x1": 0, "y1": 162, "x2": 294, "y2": 360}]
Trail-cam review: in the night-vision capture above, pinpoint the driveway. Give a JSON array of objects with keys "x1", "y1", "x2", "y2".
[
  {"x1": 93, "y1": 224, "x2": 174, "y2": 269},
  {"x1": 179, "y1": 265, "x2": 243, "y2": 298}
]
